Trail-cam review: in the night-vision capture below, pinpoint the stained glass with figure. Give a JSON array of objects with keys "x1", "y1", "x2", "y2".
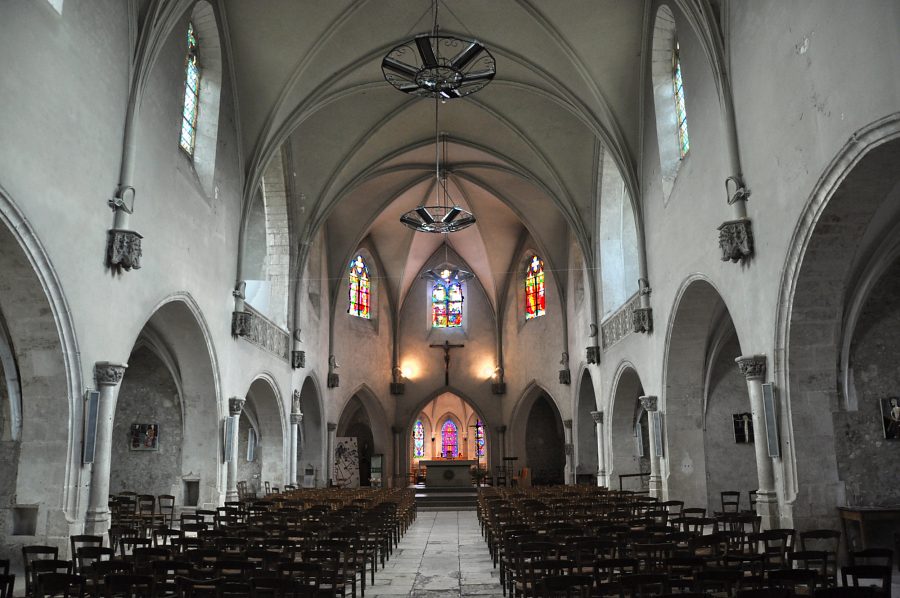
[
  {"x1": 441, "y1": 420, "x2": 458, "y2": 458},
  {"x1": 525, "y1": 255, "x2": 545, "y2": 319},
  {"x1": 180, "y1": 23, "x2": 201, "y2": 156},
  {"x1": 475, "y1": 419, "x2": 485, "y2": 458},
  {"x1": 348, "y1": 255, "x2": 370, "y2": 318},
  {"x1": 673, "y1": 41, "x2": 690, "y2": 158},
  {"x1": 432, "y1": 269, "x2": 463, "y2": 327},
  {"x1": 413, "y1": 420, "x2": 425, "y2": 459}
]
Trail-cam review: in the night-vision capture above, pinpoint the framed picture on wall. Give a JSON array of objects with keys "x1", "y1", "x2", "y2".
[
  {"x1": 732, "y1": 413, "x2": 754, "y2": 444},
  {"x1": 130, "y1": 423, "x2": 159, "y2": 451},
  {"x1": 881, "y1": 397, "x2": 900, "y2": 440}
]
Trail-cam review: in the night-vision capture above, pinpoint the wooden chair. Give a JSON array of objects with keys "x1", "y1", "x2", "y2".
[
  {"x1": 0, "y1": 574, "x2": 14, "y2": 598},
  {"x1": 157, "y1": 495, "x2": 176, "y2": 529},
  {"x1": 70, "y1": 536, "x2": 103, "y2": 567},
  {"x1": 86, "y1": 560, "x2": 133, "y2": 597},
  {"x1": 103, "y1": 574, "x2": 154, "y2": 598},
  {"x1": 721, "y1": 491, "x2": 742, "y2": 513},
  {"x1": 766, "y1": 568, "x2": 819, "y2": 597},
  {"x1": 248, "y1": 576, "x2": 290, "y2": 598},
  {"x1": 277, "y1": 562, "x2": 321, "y2": 598},
  {"x1": 174, "y1": 576, "x2": 223, "y2": 598},
  {"x1": 34, "y1": 573, "x2": 85, "y2": 598},
  {"x1": 536, "y1": 574, "x2": 592, "y2": 598},
  {"x1": 74, "y1": 546, "x2": 115, "y2": 576},
  {"x1": 22, "y1": 545, "x2": 60, "y2": 597},
  {"x1": 31, "y1": 560, "x2": 73, "y2": 597},
  {"x1": 849, "y1": 549, "x2": 893, "y2": 568},
  {"x1": 840, "y1": 565, "x2": 892, "y2": 598}
]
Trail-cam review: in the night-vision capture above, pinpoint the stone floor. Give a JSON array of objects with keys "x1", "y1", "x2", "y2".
[{"x1": 366, "y1": 510, "x2": 502, "y2": 598}]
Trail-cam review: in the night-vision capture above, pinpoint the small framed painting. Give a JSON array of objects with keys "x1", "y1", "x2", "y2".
[
  {"x1": 733, "y1": 413, "x2": 754, "y2": 444},
  {"x1": 881, "y1": 397, "x2": 900, "y2": 440},
  {"x1": 130, "y1": 423, "x2": 159, "y2": 451}
]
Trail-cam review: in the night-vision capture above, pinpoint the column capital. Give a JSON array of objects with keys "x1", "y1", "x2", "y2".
[
  {"x1": 639, "y1": 395, "x2": 658, "y2": 412},
  {"x1": 590, "y1": 410, "x2": 604, "y2": 424},
  {"x1": 496, "y1": 425, "x2": 507, "y2": 434},
  {"x1": 736, "y1": 354, "x2": 767, "y2": 380},
  {"x1": 95, "y1": 362, "x2": 127, "y2": 386},
  {"x1": 391, "y1": 426, "x2": 402, "y2": 435},
  {"x1": 290, "y1": 413, "x2": 303, "y2": 425},
  {"x1": 228, "y1": 397, "x2": 245, "y2": 417},
  {"x1": 327, "y1": 422, "x2": 337, "y2": 432},
  {"x1": 563, "y1": 419, "x2": 573, "y2": 429}
]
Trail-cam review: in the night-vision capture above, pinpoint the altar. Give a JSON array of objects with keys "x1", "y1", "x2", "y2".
[{"x1": 421, "y1": 459, "x2": 477, "y2": 487}]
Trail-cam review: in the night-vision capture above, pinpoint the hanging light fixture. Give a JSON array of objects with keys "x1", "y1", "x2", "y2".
[
  {"x1": 422, "y1": 262, "x2": 475, "y2": 283},
  {"x1": 381, "y1": 1, "x2": 496, "y2": 99}
]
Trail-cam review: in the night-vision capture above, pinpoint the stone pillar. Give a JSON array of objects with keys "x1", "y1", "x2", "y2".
[
  {"x1": 326, "y1": 422, "x2": 337, "y2": 486},
  {"x1": 496, "y1": 425, "x2": 507, "y2": 463},
  {"x1": 640, "y1": 396, "x2": 663, "y2": 498},
  {"x1": 290, "y1": 412, "x2": 302, "y2": 486},
  {"x1": 391, "y1": 426, "x2": 401, "y2": 488},
  {"x1": 85, "y1": 362, "x2": 127, "y2": 536},
  {"x1": 590, "y1": 411, "x2": 606, "y2": 487},
  {"x1": 563, "y1": 419, "x2": 575, "y2": 485},
  {"x1": 736, "y1": 355, "x2": 779, "y2": 529},
  {"x1": 226, "y1": 397, "x2": 245, "y2": 502}
]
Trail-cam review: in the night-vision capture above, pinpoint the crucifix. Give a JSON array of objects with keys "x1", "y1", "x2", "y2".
[{"x1": 429, "y1": 340, "x2": 464, "y2": 386}]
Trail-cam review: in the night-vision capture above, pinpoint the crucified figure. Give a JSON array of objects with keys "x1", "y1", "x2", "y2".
[{"x1": 429, "y1": 340, "x2": 464, "y2": 386}]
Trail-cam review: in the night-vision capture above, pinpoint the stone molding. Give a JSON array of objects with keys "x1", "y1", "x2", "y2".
[
  {"x1": 95, "y1": 362, "x2": 127, "y2": 386},
  {"x1": 736, "y1": 354, "x2": 767, "y2": 380},
  {"x1": 718, "y1": 218, "x2": 754, "y2": 263},
  {"x1": 291, "y1": 350, "x2": 305, "y2": 369},
  {"x1": 639, "y1": 395, "x2": 658, "y2": 412},
  {"x1": 228, "y1": 396, "x2": 245, "y2": 417},
  {"x1": 107, "y1": 229, "x2": 143, "y2": 271},
  {"x1": 590, "y1": 410, "x2": 604, "y2": 424},
  {"x1": 601, "y1": 293, "x2": 642, "y2": 348}
]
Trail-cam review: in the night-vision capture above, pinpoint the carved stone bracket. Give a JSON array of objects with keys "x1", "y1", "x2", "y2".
[
  {"x1": 327, "y1": 373, "x2": 340, "y2": 388},
  {"x1": 491, "y1": 382, "x2": 507, "y2": 395},
  {"x1": 390, "y1": 382, "x2": 405, "y2": 395},
  {"x1": 564, "y1": 443, "x2": 574, "y2": 456},
  {"x1": 639, "y1": 395, "x2": 658, "y2": 412},
  {"x1": 632, "y1": 307, "x2": 653, "y2": 334},
  {"x1": 290, "y1": 413, "x2": 303, "y2": 426},
  {"x1": 95, "y1": 362, "x2": 127, "y2": 386},
  {"x1": 736, "y1": 354, "x2": 767, "y2": 380},
  {"x1": 228, "y1": 397, "x2": 246, "y2": 417},
  {"x1": 558, "y1": 369, "x2": 571, "y2": 385},
  {"x1": 563, "y1": 419, "x2": 573, "y2": 430},
  {"x1": 718, "y1": 218, "x2": 754, "y2": 263},
  {"x1": 292, "y1": 389, "x2": 302, "y2": 414},
  {"x1": 590, "y1": 410, "x2": 604, "y2": 425},
  {"x1": 107, "y1": 229, "x2": 143, "y2": 271},
  {"x1": 586, "y1": 345, "x2": 601, "y2": 364},
  {"x1": 327, "y1": 422, "x2": 337, "y2": 432},
  {"x1": 291, "y1": 350, "x2": 306, "y2": 370},
  {"x1": 231, "y1": 311, "x2": 252, "y2": 337}
]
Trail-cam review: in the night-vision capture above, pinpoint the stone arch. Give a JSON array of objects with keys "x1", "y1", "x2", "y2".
[
  {"x1": 609, "y1": 363, "x2": 647, "y2": 491},
  {"x1": 775, "y1": 115, "x2": 900, "y2": 529},
  {"x1": 651, "y1": 3, "x2": 686, "y2": 201},
  {"x1": 297, "y1": 374, "x2": 325, "y2": 486},
  {"x1": 663, "y1": 277, "x2": 748, "y2": 509},
  {"x1": 115, "y1": 296, "x2": 222, "y2": 508},
  {"x1": 0, "y1": 186, "x2": 83, "y2": 555},
  {"x1": 337, "y1": 384, "x2": 391, "y2": 487},
  {"x1": 511, "y1": 383, "x2": 566, "y2": 486},
  {"x1": 242, "y1": 375, "x2": 287, "y2": 491},
  {"x1": 575, "y1": 368, "x2": 598, "y2": 483}
]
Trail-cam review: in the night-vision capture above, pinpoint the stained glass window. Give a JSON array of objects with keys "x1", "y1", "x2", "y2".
[
  {"x1": 432, "y1": 269, "x2": 463, "y2": 327},
  {"x1": 348, "y1": 255, "x2": 370, "y2": 318},
  {"x1": 180, "y1": 23, "x2": 201, "y2": 156},
  {"x1": 413, "y1": 420, "x2": 425, "y2": 459},
  {"x1": 474, "y1": 419, "x2": 485, "y2": 458},
  {"x1": 673, "y1": 41, "x2": 690, "y2": 158},
  {"x1": 441, "y1": 420, "x2": 458, "y2": 458},
  {"x1": 525, "y1": 255, "x2": 546, "y2": 320}
]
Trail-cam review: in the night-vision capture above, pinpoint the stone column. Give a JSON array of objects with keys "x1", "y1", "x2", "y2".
[
  {"x1": 326, "y1": 422, "x2": 337, "y2": 486},
  {"x1": 640, "y1": 396, "x2": 663, "y2": 498},
  {"x1": 736, "y1": 355, "x2": 779, "y2": 529},
  {"x1": 563, "y1": 419, "x2": 575, "y2": 485},
  {"x1": 590, "y1": 411, "x2": 606, "y2": 487},
  {"x1": 225, "y1": 397, "x2": 245, "y2": 502},
  {"x1": 85, "y1": 362, "x2": 127, "y2": 536},
  {"x1": 391, "y1": 426, "x2": 401, "y2": 488},
  {"x1": 290, "y1": 412, "x2": 302, "y2": 486}
]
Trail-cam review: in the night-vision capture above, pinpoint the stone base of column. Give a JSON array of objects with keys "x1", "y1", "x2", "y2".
[
  {"x1": 649, "y1": 475, "x2": 664, "y2": 499},
  {"x1": 225, "y1": 490, "x2": 239, "y2": 503},
  {"x1": 597, "y1": 471, "x2": 606, "y2": 488},
  {"x1": 84, "y1": 508, "x2": 110, "y2": 536},
  {"x1": 755, "y1": 490, "x2": 780, "y2": 529}
]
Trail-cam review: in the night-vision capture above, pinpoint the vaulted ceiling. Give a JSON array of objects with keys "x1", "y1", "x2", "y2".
[{"x1": 224, "y1": 0, "x2": 645, "y2": 312}]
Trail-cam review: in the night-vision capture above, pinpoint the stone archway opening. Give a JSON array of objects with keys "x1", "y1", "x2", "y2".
[
  {"x1": 609, "y1": 367, "x2": 648, "y2": 492},
  {"x1": 525, "y1": 394, "x2": 566, "y2": 486},
  {"x1": 575, "y1": 369, "x2": 598, "y2": 484},
  {"x1": 408, "y1": 392, "x2": 488, "y2": 477},
  {"x1": 297, "y1": 376, "x2": 324, "y2": 487},
  {"x1": 240, "y1": 378, "x2": 286, "y2": 495}
]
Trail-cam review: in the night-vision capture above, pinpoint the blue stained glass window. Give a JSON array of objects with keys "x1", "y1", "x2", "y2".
[
  {"x1": 475, "y1": 419, "x2": 485, "y2": 458},
  {"x1": 413, "y1": 420, "x2": 425, "y2": 459},
  {"x1": 673, "y1": 41, "x2": 690, "y2": 158},
  {"x1": 180, "y1": 23, "x2": 200, "y2": 156},
  {"x1": 441, "y1": 420, "x2": 458, "y2": 458},
  {"x1": 348, "y1": 255, "x2": 371, "y2": 318},
  {"x1": 432, "y1": 269, "x2": 463, "y2": 328}
]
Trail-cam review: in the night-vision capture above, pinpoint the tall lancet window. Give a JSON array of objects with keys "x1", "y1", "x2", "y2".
[
  {"x1": 348, "y1": 255, "x2": 370, "y2": 318},
  {"x1": 179, "y1": 23, "x2": 201, "y2": 156},
  {"x1": 413, "y1": 420, "x2": 425, "y2": 459},
  {"x1": 432, "y1": 269, "x2": 463, "y2": 328},
  {"x1": 525, "y1": 255, "x2": 546, "y2": 320},
  {"x1": 475, "y1": 419, "x2": 485, "y2": 458},
  {"x1": 441, "y1": 420, "x2": 459, "y2": 458},
  {"x1": 673, "y1": 41, "x2": 690, "y2": 158}
]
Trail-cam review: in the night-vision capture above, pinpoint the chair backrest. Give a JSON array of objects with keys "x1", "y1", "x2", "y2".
[
  {"x1": 0, "y1": 574, "x2": 14, "y2": 598},
  {"x1": 840, "y1": 565, "x2": 892, "y2": 592},
  {"x1": 721, "y1": 491, "x2": 741, "y2": 513},
  {"x1": 35, "y1": 572, "x2": 85, "y2": 598},
  {"x1": 22, "y1": 544, "x2": 61, "y2": 594},
  {"x1": 799, "y1": 529, "x2": 841, "y2": 553},
  {"x1": 32, "y1": 559, "x2": 73, "y2": 594},
  {"x1": 104, "y1": 573, "x2": 154, "y2": 598},
  {"x1": 849, "y1": 548, "x2": 893, "y2": 568},
  {"x1": 249, "y1": 576, "x2": 289, "y2": 598},
  {"x1": 175, "y1": 576, "x2": 223, "y2": 598},
  {"x1": 75, "y1": 546, "x2": 115, "y2": 573},
  {"x1": 70, "y1": 536, "x2": 103, "y2": 561}
]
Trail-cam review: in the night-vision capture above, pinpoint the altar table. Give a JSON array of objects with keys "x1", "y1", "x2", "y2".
[{"x1": 421, "y1": 459, "x2": 477, "y2": 487}]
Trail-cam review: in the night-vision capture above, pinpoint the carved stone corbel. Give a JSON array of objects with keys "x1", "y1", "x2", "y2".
[
  {"x1": 632, "y1": 307, "x2": 653, "y2": 334},
  {"x1": 586, "y1": 345, "x2": 601, "y2": 364},
  {"x1": 491, "y1": 382, "x2": 507, "y2": 395},
  {"x1": 736, "y1": 354, "x2": 767, "y2": 380},
  {"x1": 327, "y1": 373, "x2": 340, "y2": 388},
  {"x1": 228, "y1": 397, "x2": 245, "y2": 417},
  {"x1": 639, "y1": 395, "x2": 658, "y2": 412},
  {"x1": 718, "y1": 218, "x2": 754, "y2": 263},
  {"x1": 390, "y1": 382, "x2": 405, "y2": 395},
  {"x1": 107, "y1": 229, "x2": 143, "y2": 271},
  {"x1": 231, "y1": 310, "x2": 252, "y2": 337},
  {"x1": 558, "y1": 369, "x2": 571, "y2": 385},
  {"x1": 95, "y1": 362, "x2": 127, "y2": 386},
  {"x1": 291, "y1": 350, "x2": 306, "y2": 369}
]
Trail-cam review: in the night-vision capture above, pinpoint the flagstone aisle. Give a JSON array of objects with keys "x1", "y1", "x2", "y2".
[{"x1": 366, "y1": 510, "x2": 503, "y2": 598}]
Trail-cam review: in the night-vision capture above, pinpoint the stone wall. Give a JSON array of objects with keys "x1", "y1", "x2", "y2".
[{"x1": 109, "y1": 347, "x2": 183, "y2": 498}]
